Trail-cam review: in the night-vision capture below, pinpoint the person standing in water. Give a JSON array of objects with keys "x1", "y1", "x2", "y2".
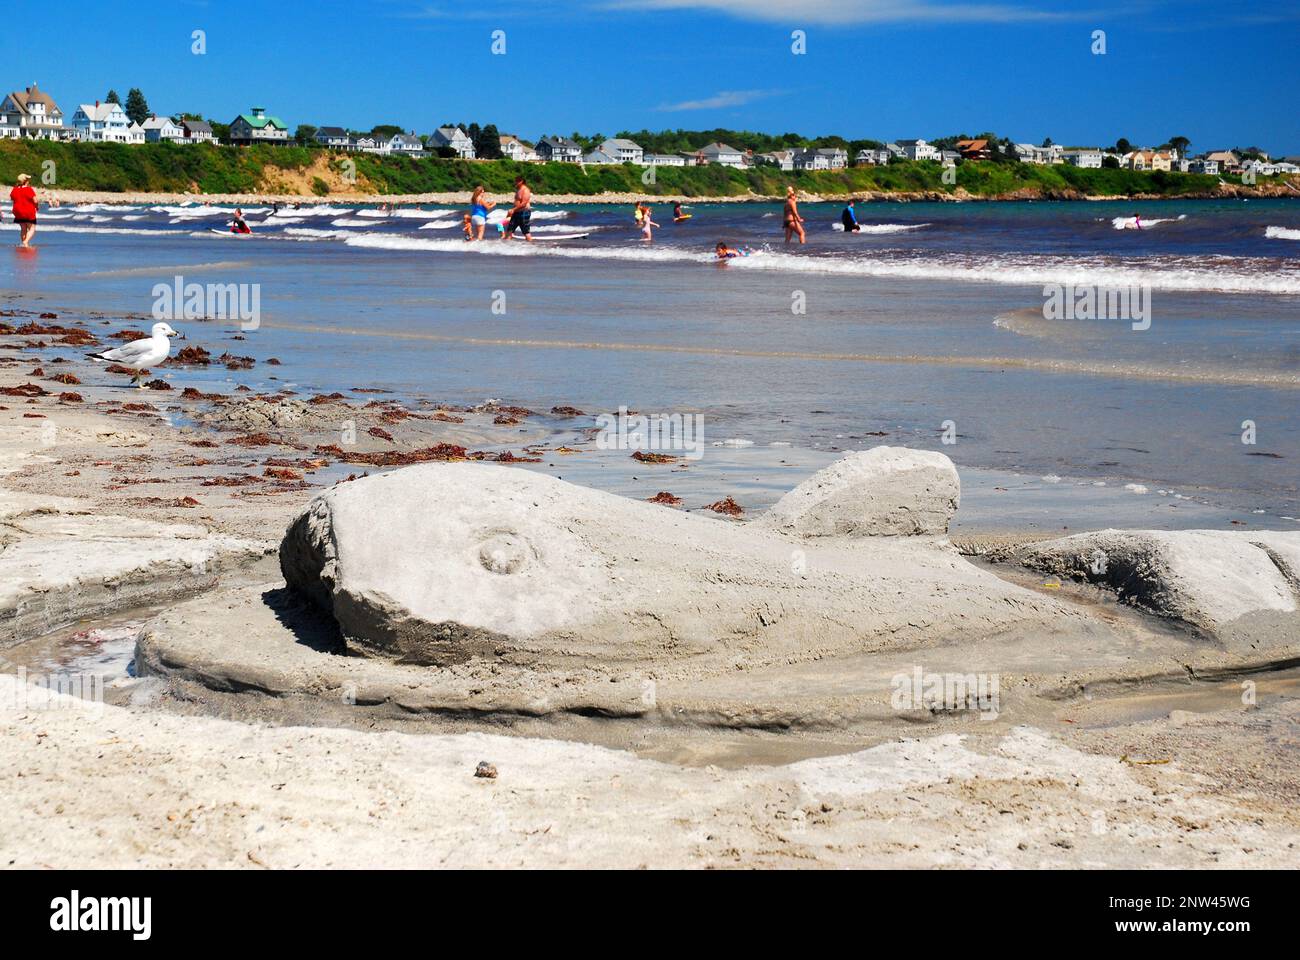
[
  {"x1": 229, "y1": 208, "x2": 251, "y2": 234},
  {"x1": 502, "y1": 176, "x2": 533, "y2": 242},
  {"x1": 468, "y1": 185, "x2": 495, "y2": 242},
  {"x1": 10, "y1": 173, "x2": 39, "y2": 248},
  {"x1": 783, "y1": 186, "x2": 806, "y2": 244},
  {"x1": 640, "y1": 205, "x2": 659, "y2": 242},
  {"x1": 841, "y1": 199, "x2": 861, "y2": 233}
]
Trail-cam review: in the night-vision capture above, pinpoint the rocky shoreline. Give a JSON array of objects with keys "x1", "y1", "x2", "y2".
[{"x1": 3, "y1": 303, "x2": 1299, "y2": 868}]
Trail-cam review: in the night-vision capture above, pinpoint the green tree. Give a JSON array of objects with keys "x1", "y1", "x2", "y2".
[
  {"x1": 295, "y1": 124, "x2": 319, "y2": 145},
  {"x1": 1168, "y1": 135, "x2": 1190, "y2": 157},
  {"x1": 124, "y1": 88, "x2": 150, "y2": 125},
  {"x1": 474, "y1": 123, "x2": 503, "y2": 160},
  {"x1": 370, "y1": 124, "x2": 403, "y2": 139},
  {"x1": 105, "y1": 89, "x2": 121, "y2": 104},
  {"x1": 1113, "y1": 137, "x2": 1133, "y2": 154}
]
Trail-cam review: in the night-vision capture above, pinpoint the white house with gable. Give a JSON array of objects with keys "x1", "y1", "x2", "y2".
[
  {"x1": 71, "y1": 100, "x2": 144, "y2": 143},
  {"x1": 598, "y1": 138, "x2": 644, "y2": 164},
  {"x1": 141, "y1": 115, "x2": 187, "y2": 144},
  {"x1": 430, "y1": 126, "x2": 475, "y2": 159}
]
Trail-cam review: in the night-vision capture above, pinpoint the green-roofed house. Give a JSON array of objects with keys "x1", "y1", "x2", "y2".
[{"x1": 229, "y1": 106, "x2": 289, "y2": 146}]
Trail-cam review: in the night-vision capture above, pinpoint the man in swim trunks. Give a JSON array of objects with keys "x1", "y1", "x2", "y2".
[
  {"x1": 502, "y1": 176, "x2": 533, "y2": 242},
  {"x1": 783, "y1": 187, "x2": 805, "y2": 244},
  {"x1": 841, "y1": 199, "x2": 860, "y2": 233}
]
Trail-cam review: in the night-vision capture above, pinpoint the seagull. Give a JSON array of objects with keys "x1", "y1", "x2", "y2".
[{"x1": 88, "y1": 321, "x2": 181, "y2": 387}]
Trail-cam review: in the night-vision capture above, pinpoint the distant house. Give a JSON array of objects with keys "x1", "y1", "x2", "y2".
[
  {"x1": 758, "y1": 150, "x2": 795, "y2": 171},
  {"x1": 430, "y1": 126, "x2": 475, "y2": 159},
  {"x1": 883, "y1": 142, "x2": 905, "y2": 159},
  {"x1": 814, "y1": 147, "x2": 848, "y2": 169},
  {"x1": 181, "y1": 119, "x2": 214, "y2": 144},
  {"x1": 895, "y1": 138, "x2": 939, "y2": 161},
  {"x1": 387, "y1": 132, "x2": 424, "y2": 156},
  {"x1": 1014, "y1": 143, "x2": 1056, "y2": 164},
  {"x1": 1062, "y1": 148, "x2": 1103, "y2": 169},
  {"x1": 351, "y1": 135, "x2": 378, "y2": 153},
  {"x1": 1188, "y1": 157, "x2": 1219, "y2": 175},
  {"x1": 71, "y1": 101, "x2": 144, "y2": 143},
  {"x1": 1204, "y1": 150, "x2": 1240, "y2": 172},
  {"x1": 792, "y1": 149, "x2": 829, "y2": 171},
  {"x1": 1126, "y1": 150, "x2": 1172, "y2": 172},
  {"x1": 1241, "y1": 159, "x2": 1279, "y2": 177},
  {"x1": 940, "y1": 150, "x2": 960, "y2": 166},
  {"x1": 536, "y1": 136, "x2": 582, "y2": 163},
  {"x1": 141, "y1": 115, "x2": 187, "y2": 144},
  {"x1": 229, "y1": 106, "x2": 290, "y2": 145},
  {"x1": 583, "y1": 148, "x2": 618, "y2": 164},
  {"x1": 955, "y1": 138, "x2": 991, "y2": 161},
  {"x1": 0, "y1": 107, "x2": 19, "y2": 139},
  {"x1": 1274, "y1": 161, "x2": 1300, "y2": 175},
  {"x1": 599, "y1": 138, "x2": 644, "y2": 164},
  {"x1": 691, "y1": 141, "x2": 745, "y2": 167},
  {"x1": 499, "y1": 134, "x2": 538, "y2": 162},
  {"x1": 643, "y1": 153, "x2": 685, "y2": 167},
  {"x1": 854, "y1": 147, "x2": 891, "y2": 166},
  {"x1": 315, "y1": 126, "x2": 351, "y2": 149},
  {"x1": 2, "y1": 84, "x2": 66, "y2": 139}
]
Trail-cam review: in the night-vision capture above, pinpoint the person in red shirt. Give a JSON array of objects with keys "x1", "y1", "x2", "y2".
[{"x1": 10, "y1": 173, "x2": 38, "y2": 248}]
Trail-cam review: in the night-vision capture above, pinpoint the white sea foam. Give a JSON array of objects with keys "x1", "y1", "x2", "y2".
[
  {"x1": 343, "y1": 233, "x2": 705, "y2": 262},
  {"x1": 338, "y1": 232, "x2": 1299, "y2": 294},
  {"x1": 1111, "y1": 214, "x2": 1186, "y2": 230},
  {"x1": 271, "y1": 204, "x2": 348, "y2": 217},
  {"x1": 1265, "y1": 225, "x2": 1300, "y2": 241},
  {"x1": 0, "y1": 223, "x2": 168, "y2": 236},
  {"x1": 832, "y1": 222, "x2": 929, "y2": 233},
  {"x1": 726, "y1": 249, "x2": 1300, "y2": 296},
  {"x1": 355, "y1": 207, "x2": 453, "y2": 219},
  {"x1": 282, "y1": 227, "x2": 353, "y2": 239}
]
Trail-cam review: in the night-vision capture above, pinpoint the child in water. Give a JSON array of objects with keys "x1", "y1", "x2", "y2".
[
  {"x1": 715, "y1": 241, "x2": 751, "y2": 260},
  {"x1": 640, "y1": 206, "x2": 659, "y2": 241}
]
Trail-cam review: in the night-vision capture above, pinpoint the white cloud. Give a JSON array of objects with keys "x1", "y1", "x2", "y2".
[
  {"x1": 607, "y1": 0, "x2": 1068, "y2": 25},
  {"x1": 655, "y1": 89, "x2": 777, "y2": 111}
]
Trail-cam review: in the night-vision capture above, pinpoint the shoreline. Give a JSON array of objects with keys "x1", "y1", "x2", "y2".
[{"x1": 41, "y1": 181, "x2": 1300, "y2": 208}]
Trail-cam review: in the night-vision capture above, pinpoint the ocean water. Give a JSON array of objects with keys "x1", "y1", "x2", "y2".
[{"x1": 2, "y1": 196, "x2": 1298, "y2": 520}]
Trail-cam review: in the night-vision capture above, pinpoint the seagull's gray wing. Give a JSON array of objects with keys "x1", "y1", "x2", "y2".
[{"x1": 99, "y1": 338, "x2": 158, "y2": 363}]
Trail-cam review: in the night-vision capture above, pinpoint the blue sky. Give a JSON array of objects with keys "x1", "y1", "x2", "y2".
[{"x1": 4, "y1": 0, "x2": 1297, "y2": 153}]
